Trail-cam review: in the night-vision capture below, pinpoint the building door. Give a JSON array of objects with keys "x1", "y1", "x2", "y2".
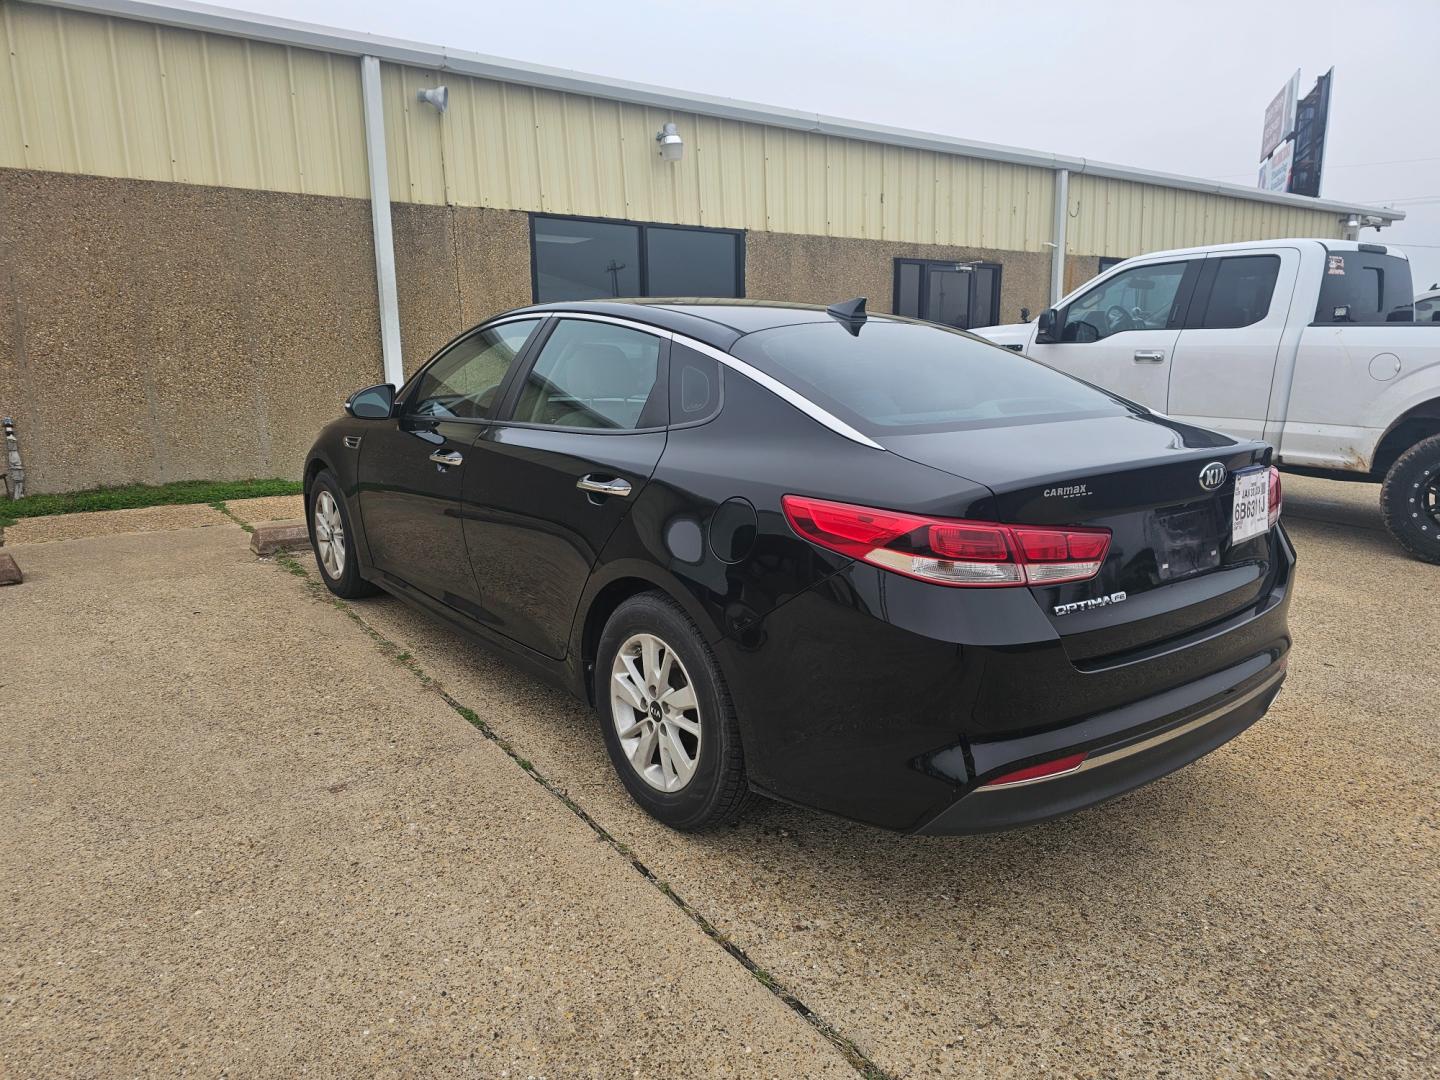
[{"x1": 894, "y1": 260, "x2": 1002, "y2": 329}]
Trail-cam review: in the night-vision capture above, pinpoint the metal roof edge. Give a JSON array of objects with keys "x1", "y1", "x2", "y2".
[{"x1": 30, "y1": 0, "x2": 1405, "y2": 223}]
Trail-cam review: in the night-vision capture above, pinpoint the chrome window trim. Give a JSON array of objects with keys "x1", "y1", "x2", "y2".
[{"x1": 492, "y1": 310, "x2": 885, "y2": 451}]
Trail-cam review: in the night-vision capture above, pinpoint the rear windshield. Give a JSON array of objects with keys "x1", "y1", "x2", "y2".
[
  {"x1": 1315, "y1": 250, "x2": 1415, "y2": 324},
  {"x1": 730, "y1": 320, "x2": 1131, "y2": 433}
]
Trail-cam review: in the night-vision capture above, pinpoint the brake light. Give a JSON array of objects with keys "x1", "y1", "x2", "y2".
[
  {"x1": 781, "y1": 495, "x2": 1111, "y2": 588},
  {"x1": 1267, "y1": 466, "x2": 1282, "y2": 528},
  {"x1": 982, "y1": 752, "x2": 1088, "y2": 788}
]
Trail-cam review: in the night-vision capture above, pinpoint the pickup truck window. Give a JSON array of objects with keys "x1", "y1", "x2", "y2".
[
  {"x1": 1414, "y1": 295, "x2": 1440, "y2": 323},
  {"x1": 1315, "y1": 251, "x2": 1415, "y2": 324},
  {"x1": 1062, "y1": 262, "x2": 1189, "y2": 342},
  {"x1": 1195, "y1": 255, "x2": 1281, "y2": 329}
]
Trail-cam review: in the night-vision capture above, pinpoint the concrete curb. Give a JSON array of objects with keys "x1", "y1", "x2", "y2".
[{"x1": 249, "y1": 519, "x2": 310, "y2": 557}]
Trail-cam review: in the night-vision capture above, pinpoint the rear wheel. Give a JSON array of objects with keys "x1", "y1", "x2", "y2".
[
  {"x1": 596, "y1": 592, "x2": 753, "y2": 830},
  {"x1": 1380, "y1": 434, "x2": 1440, "y2": 564},
  {"x1": 308, "y1": 471, "x2": 379, "y2": 597}
]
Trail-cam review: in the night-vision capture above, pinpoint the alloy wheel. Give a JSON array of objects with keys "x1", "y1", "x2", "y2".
[
  {"x1": 610, "y1": 632, "x2": 702, "y2": 792},
  {"x1": 314, "y1": 490, "x2": 346, "y2": 580}
]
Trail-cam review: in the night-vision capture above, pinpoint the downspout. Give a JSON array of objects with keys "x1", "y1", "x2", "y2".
[
  {"x1": 1050, "y1": 167, "x2": 1069, "y2": 308},
  {"x1": 360, "y1": 55, "x2": 404, "y2": 388}
]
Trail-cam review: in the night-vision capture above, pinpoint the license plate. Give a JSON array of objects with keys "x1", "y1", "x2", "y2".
[{"x1": 1231, "y1": 468, "x2": 1269, "y2": 545}]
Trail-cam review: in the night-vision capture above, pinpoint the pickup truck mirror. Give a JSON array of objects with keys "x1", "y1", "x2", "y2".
[
  {"x1": 345, "y1": 383, "x2": 396, "y2": 419},
  {"x1": 1035, "y1": 307, "x2": 1059, "y2": 343}
]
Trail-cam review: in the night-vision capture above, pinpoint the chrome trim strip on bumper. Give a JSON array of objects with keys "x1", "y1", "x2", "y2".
[{"x1": 974, "y1": 665, "x2": 1286, "y2": 793}]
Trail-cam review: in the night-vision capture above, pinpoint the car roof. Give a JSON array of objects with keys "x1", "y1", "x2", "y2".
[
  {"x1": 502, "y1": 299, "x2": 906, "y2": 348},
  {"x1": 1116, "y1": 237, "x2": 1412, "y2": 263}
]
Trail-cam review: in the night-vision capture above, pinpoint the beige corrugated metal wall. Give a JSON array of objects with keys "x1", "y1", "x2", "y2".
[
  {"x1": 1067, "y1": 174, "x2": 1342, "y2": 255},
  {"x1": 0, "y1": 1, "x2": 1342, "y2": 255}
]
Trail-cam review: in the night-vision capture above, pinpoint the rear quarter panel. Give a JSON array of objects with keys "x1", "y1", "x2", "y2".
[{"x1": 1283, "y1": 325, "x2": 1440, "y2": 470}]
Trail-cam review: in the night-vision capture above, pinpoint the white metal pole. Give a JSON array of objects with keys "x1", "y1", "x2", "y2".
[
  {"x1": 1050, "y1": 167, "x2": 1069, "y2": 308},
  {"x1": 360, "y1": 55, "x2": 404, "y2": 388}
]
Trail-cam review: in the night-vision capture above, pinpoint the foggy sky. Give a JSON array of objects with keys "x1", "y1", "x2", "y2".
[{"x1": 234, "y1": 0, "x2": 1440, "y2": 289}]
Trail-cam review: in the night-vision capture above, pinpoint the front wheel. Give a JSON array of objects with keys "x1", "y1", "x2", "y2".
[
  {"x1": 596, "y1": 592, "x2": 754, "y2": 831},
  {"x1": 308, "y1": 471, "x2": 380, "y2": 597},
  {"x1": 1380, "y1": 434, "x2": 1440, "y2": 564}
]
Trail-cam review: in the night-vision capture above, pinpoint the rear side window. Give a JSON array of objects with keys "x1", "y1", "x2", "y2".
[
  {"x1": 731, "y1": 321, "x2": 1129, "y2": 433},
  {"x1": 512, "y1": 320, "x2": 664, "y2": 430},
  {"x1": 1315, "y1": 251, "x2": 1415, "y2": 324},
  {"x1": 1417, "y1": 295, "x2": 1440, "y2": 323},
  {"x1": 669, "y1": 343, "x2": 722, "y2": 424},
  {"x1": 1196, "y1": 255, "x2": 1281, "y2": 329}
]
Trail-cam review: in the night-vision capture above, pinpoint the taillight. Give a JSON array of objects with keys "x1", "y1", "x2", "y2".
[
  {"x1": 1267, "y1": 466, "x2": 1282, "y2": 528},
  {"x1": 781, "y1": 495, "x2": 1111, "y2": 588}
]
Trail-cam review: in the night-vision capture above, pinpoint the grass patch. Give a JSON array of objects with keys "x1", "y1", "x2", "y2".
[{"x1": 0, "y1": 478, "x2": 301, "y2": 528}]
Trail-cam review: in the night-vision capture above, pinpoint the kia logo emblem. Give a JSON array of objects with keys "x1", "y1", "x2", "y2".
[{"x1": 1199, "y1": 462, "x2": 1227, "y2": 491}]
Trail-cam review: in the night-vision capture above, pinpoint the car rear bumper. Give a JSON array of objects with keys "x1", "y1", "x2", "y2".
[
  {"x1": 723, "y1": 527, "x2": 1294, "y2": 833},
  {"x1": 913, "y1": 657, "x2": 1286, "y2": 834}
]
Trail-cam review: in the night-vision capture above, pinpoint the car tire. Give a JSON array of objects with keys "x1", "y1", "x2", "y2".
[
  {"x1": 308, "y1": 470, "x2": 380, "y2": 598},
  {"x1": 596, "y1": 591, "x2": 754, "y2": 831},
  {"x1": 1381, "y1": 434, "x2": 1440, "y2": 564}
]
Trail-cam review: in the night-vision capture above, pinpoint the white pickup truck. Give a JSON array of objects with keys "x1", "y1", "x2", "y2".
[{"x1": 973, "y1": 238, "x2": 1440, "y2": 562}]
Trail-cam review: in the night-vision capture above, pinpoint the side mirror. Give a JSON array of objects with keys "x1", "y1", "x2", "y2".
[
  {"x1": 345, "y1": 383, "x2": 395, "y2": 419},
  {"x1": 1035, "y1": 308, "x2": 1059, "y2": 343}
]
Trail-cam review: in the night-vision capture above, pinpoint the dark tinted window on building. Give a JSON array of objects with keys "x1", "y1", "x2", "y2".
[
  {"x1": 532, "y1": 216, "x2": 741, "y2": 302},
  {"x1": 646, "y1": 227, "x2": 741, "y2": 297},
  {"x1": 1198, "y1": 255, "x2": 1280, "y2": 329},
  {"x1": 533, "y1": 218, "x2": 640, "y2": 300},
  {"x1": 1314, "y1": 251, "x2": 1415, "y2": 324}
]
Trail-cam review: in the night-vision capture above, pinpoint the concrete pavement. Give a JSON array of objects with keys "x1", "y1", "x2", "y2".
[
  {"x1": 1, "y1": 474, "x2": 1437, "y2": 1078},
  {"x1": 0, "y1": 527, "x2": 855, "y2": 1078}
]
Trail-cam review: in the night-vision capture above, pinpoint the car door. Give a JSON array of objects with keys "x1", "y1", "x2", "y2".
[
  {"x1": 1165, "y1": 249, "x2": 1297, "y2": 442},
  {"x1": 358, "y1": 317, "x2": 544, "y2": 605},
  {"x1": 461, "y1": 316, "x2": 670, "y2": 659},
  {"x1": 1030, "y1": 259, "x2": 1199, "y2": 410}
]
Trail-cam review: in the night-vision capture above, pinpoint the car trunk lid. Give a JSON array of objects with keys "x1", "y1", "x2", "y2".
[{"x1": 878, "y1": 412, "x2": 1275, "y2": 664}]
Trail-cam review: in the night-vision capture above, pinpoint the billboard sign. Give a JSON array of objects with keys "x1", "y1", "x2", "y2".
[
  {"x1": 1260, "y1": 70, "x2": 1301, "y2": 161},
  {"x1": 1289, "y1": 69, "x2": 1333, "y2": 198},
  {"x1": 1260, "y1": 140, "x2": 1294, "y2": 193}
]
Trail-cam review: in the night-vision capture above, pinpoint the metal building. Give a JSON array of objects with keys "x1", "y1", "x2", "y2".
[{"x1": 0, "y1": 0, "x2": 1403, "y2": 492}]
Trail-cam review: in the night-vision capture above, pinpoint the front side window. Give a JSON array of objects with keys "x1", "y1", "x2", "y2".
[
  {"x1": 1062, "y1": 262, "x2": 1189, "y2": 342},
  {"x1": 409, "y1": 319, "x2": 541, "y2": 420},
  {"x1": 532, "y1": 216, "x2": 742, "y2": 302},
  {"x1": 1197, "y1": 255, "x2": 1281, "y2": 329},
  {"x1": 512, "y1": 320, "x2": 663, "y2": 430},
  {"x1": 731, "y1": 321, "x2": 1130, "y2": 433},
  {"x1": 1315, "y1": 251, "x2": 1415, "y2": 324}
]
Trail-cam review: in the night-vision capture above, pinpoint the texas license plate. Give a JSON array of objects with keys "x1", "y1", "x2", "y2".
[{"x1": 1231, "y1": 468, "x2": 1270, "y2": 545}]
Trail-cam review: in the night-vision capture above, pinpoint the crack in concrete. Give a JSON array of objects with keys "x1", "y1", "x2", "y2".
[{"x1": 265, "y1": 545, "x2": 897, "y2": 1080}]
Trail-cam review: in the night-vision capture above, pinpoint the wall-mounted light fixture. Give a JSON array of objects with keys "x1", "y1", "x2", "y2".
[
  {"x1": 417, "y1": 85, "x2": 448, "y2": 113},
  {"x1": 655, "y1": 122, "x2": 683, "y2": 162}
]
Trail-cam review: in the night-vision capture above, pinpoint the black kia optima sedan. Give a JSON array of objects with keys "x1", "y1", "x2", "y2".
[{"x1": 304, "y1": 298, "x2": 1292, "y2": 834}]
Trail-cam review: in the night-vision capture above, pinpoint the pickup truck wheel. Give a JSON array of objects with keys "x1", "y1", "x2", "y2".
[{"x1": 1380, "y1": 434, "x2": 1440, "y2": 564}]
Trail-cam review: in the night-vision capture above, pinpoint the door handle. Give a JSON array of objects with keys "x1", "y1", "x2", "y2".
[
  {"x1": 1133, "y1": 350, "x2": 1166, "y2": 363},
  {"x1": 429, "y1": 449, "x2": 464, "y2": 467},
  {"x1": 577, "y1": 475, "x2": 632, "y2": 498}
]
